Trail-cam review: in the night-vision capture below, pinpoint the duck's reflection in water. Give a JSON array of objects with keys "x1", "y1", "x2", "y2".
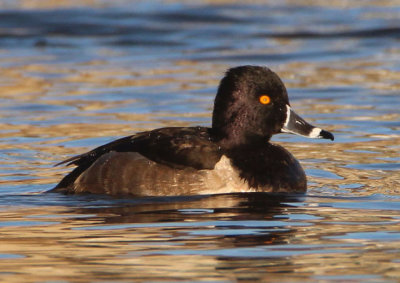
[
  {"x1": 0, "y1": 192, "x2": 308, "y2": 281},
  {"x1": 72, "y1": 192, "x2": 304, "y2": 245},
  {"x1": 70, "y1": 193, "x2": 306, "y2": 281}
]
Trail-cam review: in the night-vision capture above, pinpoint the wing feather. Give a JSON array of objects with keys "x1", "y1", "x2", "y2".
[{"x1": 52, "y1": 127, "x2": 222, "y2": 191}]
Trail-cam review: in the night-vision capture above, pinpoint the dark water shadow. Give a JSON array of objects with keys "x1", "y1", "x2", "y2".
[
  {"x1": 261, "y1": 27, "x2": 400, "y2": 39},
  {"x1": 3, "y1": 191, "x2": 300, "y2": 223},
  {"x1": 61, "y1": 193, "x2": 307, "y2": 250},
  {"x1": 67, "y1": 192, "x2": 304, "y2": 223},
  {"x1": 1, "y1": 192, "x2": 306, "y2": 249}
]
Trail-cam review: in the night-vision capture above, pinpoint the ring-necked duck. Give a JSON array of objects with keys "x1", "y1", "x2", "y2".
[{"x1": 51, "y1": 66, "x2": 334, "y2": 196}]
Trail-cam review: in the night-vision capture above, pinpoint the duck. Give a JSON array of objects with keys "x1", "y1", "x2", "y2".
[{"x1": 51, "y1": 65, "x2": 334, "y2": 196}]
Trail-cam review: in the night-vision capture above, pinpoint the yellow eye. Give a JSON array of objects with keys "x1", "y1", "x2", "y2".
[{"x1": 259, "y1": 95, "x2": 271, "y2": 105}]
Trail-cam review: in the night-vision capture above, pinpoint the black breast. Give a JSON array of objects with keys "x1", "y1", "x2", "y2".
[{"x1": 226, "y1": 143, "x2": 307, "y2": 193}]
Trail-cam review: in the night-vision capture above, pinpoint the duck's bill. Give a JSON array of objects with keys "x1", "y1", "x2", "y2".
[{"x1": 281, "y1": 105, "x2": 334, "y2": 141}]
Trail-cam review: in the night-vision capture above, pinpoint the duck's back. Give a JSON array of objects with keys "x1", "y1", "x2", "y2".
[{"x1": 52, "y1": 127, "x2": 224, "y2": 195}]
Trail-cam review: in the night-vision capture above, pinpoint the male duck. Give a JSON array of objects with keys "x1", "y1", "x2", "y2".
[{"x1": 51, "y1": 66, "x2": 334, "y2": 196}]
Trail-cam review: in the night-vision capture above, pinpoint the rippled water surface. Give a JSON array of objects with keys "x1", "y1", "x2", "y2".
[{"x1": 0, "y1": 0, "x2": 399, "y2": 282}]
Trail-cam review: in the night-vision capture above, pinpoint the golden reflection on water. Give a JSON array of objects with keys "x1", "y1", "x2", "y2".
[{"x1": 0, "y1": 194, "x2": 399, "y2": 282}]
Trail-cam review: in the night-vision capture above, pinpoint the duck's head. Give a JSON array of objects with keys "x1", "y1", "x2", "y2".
[{"x1": 212, "y1": 66, "x2": 334, "y2": 147}]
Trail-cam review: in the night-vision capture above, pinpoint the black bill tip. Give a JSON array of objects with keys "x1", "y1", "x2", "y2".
[{"x1": 320, "y1": 129, "x2": 334, "y2": 141}]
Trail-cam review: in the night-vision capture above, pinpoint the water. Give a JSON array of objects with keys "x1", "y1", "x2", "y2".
[{"x1": 0, "y1": 0, "x2": 399, "y2": 281}]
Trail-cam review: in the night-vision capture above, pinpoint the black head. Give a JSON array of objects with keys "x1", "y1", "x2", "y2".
[
  {"x1": 212, "y1": 65, "x2": 334, "y2": 148},
  {"x1": 212, "y1": 66, "x2": 289, "y2": 145}
]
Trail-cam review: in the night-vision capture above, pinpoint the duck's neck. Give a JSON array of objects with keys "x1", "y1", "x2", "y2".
[{"x1": 211, "y1": 127, "x2": 271, "y2": 150}]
